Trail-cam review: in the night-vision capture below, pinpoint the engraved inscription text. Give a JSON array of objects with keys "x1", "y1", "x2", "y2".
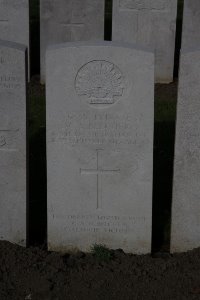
[
  {"x1": 58, "y1": 112, "x2": 137, "y2": 146},
  {"x1": 64, "y1": 214, "x2": 146, "y2": 234}
]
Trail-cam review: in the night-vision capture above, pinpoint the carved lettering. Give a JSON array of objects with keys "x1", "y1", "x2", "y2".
[
  {"x1": 56, "y1": 112, "x2": 137, "y2": 146},
  {"x1": 0, "y1": 75, "x2": 21, "y2": 90},
  {"x1": 0, "y1": 51, "x2": 20, "y2": 65},
  {"x1": 64, "y1": 215, "x2": 146, "y2": 234},
  {"x1": 0, "y1": 0, "x2": 28, "y2": 9}
]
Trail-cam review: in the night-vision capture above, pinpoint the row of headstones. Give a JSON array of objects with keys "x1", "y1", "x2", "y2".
[
  {"x1": 0, "y1": 0, "x2": 199, "y2": 253},
  {"x1": 1, "y1": 0, "x2": 195, "y2": 84}
]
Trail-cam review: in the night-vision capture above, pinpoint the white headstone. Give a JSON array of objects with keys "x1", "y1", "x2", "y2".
[
  {"x1": 181, "y1": 0, "x2": 200, "y2": 49},
  {"x1": 40, "y1": 0, "x2": 105, "y2": 83},
  {"x1": 171, "y1": 49, "x2": 200, "y2": 253},
  {"x1": 112, "y1": 0, "x2": 177, "y2": 83},
  {"x1": 0, "y1": 0, "x2": 29, "y2": 77},
  {"x1": 0, "y1": 40, "x2": 27, "y2": 246},
  {"x1": 46, "y1": 41, "x2": 154, "y2": 253}
]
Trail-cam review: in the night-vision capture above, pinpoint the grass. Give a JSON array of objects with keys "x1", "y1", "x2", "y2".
[{"x1": 91, "y1": 244, "x2": 113, "y2": 262}]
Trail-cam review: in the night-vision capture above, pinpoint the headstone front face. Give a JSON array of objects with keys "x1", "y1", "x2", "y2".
[
  {"x1": 0, "y1": 40, "x2": 27, "y2": 246},
  {"x1": 40, "y1": 0, "x2": 105, "y2": 83},
  {"x1": 0, "y1": 1, "x2": 29, "y2": 75},
  {"x1": 181, "y1": 0, "x2": 200, "y2": 49},
  {"x1": 171, "y1": 50, "x2": 200, "y2": 253},
  {"x1": 46, "y1": 42, "x2": 154, "y2": 253},
  {"x1": 112, "y1": 0, "x2": 177, "y2": 83}
]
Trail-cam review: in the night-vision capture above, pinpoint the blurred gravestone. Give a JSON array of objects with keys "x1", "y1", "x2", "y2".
[
  {"x1": 0, "y1": 0, "x2": 29, "y2": 77},
  {"x1": 181, "y1": 0, "x2": 200, "y2": 49},
  {"x1": 112, "y1": 0, "x2": 177, "y2": 83},
  {"x1": 46, "y1": 41, "x2": 154, "y2": 253},
  {"x1": 171, "y1": 49, "x2": 200, "y2": 252},
  {"x1": 40, "y1": 0, "x2": 105, "y2": 83},
  {"x1": 0, "y1": 40, "x2": 27, "y2": 246}
]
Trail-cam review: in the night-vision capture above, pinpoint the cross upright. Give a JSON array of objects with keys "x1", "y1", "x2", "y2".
[
  {"x1": 59, "y1": 21, "x2": 84, "y2": 40},
  {"x1": 80, "y1": 149, "x2": 120, "y2": 210}
]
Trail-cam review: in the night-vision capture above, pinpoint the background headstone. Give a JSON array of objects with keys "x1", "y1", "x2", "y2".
[
  {"x1": 40, "y1": 0, "x2": 105, "y2": 83},
  {"x1": 0, "y1": 0, "x2": 29, "y2": 77},
  {"x1": 181, "y1": 0, "x2": 200, "y2": 49},
  {"x1": 46, "y1": 41, "x2": 154, "y2": 253},
  {"x1": 112, "y1": 0, "x2": 177, "y2": 83},
  {"x1": 0, "y1": 40, "x2": 27, "y2": 246},
  {"x1": 171, "y1": 49, "x2": 200, "y2": 252}
]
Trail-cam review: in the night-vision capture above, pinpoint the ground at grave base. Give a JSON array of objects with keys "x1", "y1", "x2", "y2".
[{"x1": 0, "y1": 241, "x2": 200, "y2": 300}]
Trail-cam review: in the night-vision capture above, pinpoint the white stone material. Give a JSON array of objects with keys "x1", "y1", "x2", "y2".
[
  {"x1": 171, "y1": 49, "x2": 200, "y2": 253},
  {"x1": 0, "y1": 0, "x2": 29, "y2": 77},
  {"x1": 40, "y1": 0, "x2": 105, "y2": 83},
  {"x1": 112, "y1": 0, "x2": 177, "y2": 83},
  {"x1": 181, "y1": 0, "x2": 200, "y2": 49},
  {"x1": 46, "y1": 41, "x2": 154, "y2": 254},
  {"x1": 0, "y1": 40, "x2": 27, "y2": 246}
]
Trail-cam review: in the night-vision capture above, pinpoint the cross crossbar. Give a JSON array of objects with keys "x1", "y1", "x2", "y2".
[{"x1": 80, "y1": 149, "x2": 120, "y2": 209}]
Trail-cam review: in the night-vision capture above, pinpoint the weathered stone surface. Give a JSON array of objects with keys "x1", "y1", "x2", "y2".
[
  {"x1": 171, "y1": 49, "x2": 200, "y2": 253},
  {"x1": 112, "y1": 0, "x2": 177, "y2": 83},
  {"x1": 40, "y1": 0, "x2": 105, "y2": 83},
  {"x1": 0, "y1": 40, "x2": 27, "y2": 246},
  {"x1": 0, "y1": 0, "x2": 29, "y2": 76},
  {"x1": 46, "y1": 41, "x2": 154, "y2": 253},
  {"x1": 181, "y1": 0, "x2": 200, "y2": 49}
]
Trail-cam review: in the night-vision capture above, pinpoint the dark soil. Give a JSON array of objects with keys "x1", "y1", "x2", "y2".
[{"x1": 0, "y1": 241, "x2": 200, "y2": 300}]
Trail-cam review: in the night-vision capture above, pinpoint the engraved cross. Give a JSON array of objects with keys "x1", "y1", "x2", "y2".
[
  {"x1": 119, "y1": 0, "x2": 167, "y2": 41},
  {"x1": 80, "y1": 149, "x2": 120, "y2": 210},
  {"x1": 59, "y1": 3, "x2": 84, "y2": 40}
]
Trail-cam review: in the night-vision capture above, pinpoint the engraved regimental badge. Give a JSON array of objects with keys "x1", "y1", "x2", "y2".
[{"x1": 75, "y1": 60, "x2": 124, "y2": 106}]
